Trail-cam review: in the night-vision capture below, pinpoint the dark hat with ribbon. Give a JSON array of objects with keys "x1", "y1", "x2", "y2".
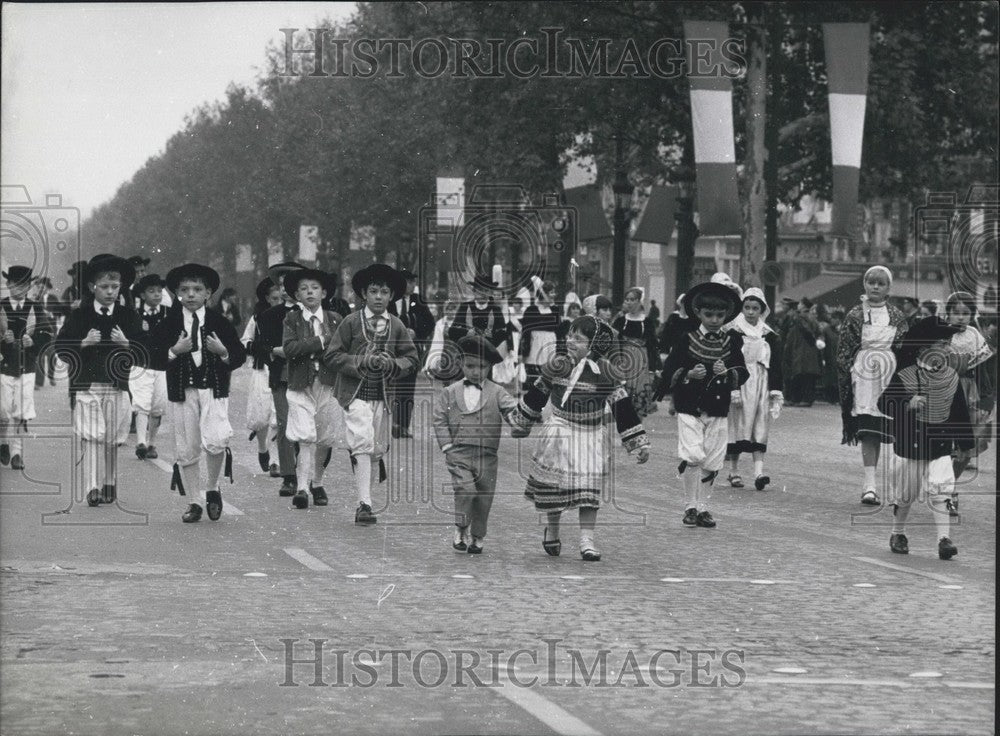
[
  {"x1": 458, "y1": 334, "x2": 503, "y2": 365},
  {"x1": 1, "y1": 265, "x2": 33, "y2": 286},
  {"x1": 682, "y1": 281, "x2": 742, "y2": 324},
  {"x1": 267, "y1": 261, "x2": 305, "y2": 280},
  {"x1": 283, "y1": 268, "x2": 336, "y2": 299},
  {"x1": 352, "y1": 263, "x2": 406, "y2": 301},
  {"x1": 134, "y1": 273, "x2": 167, "y2": 293},
  {"x1": 85, "y1": 254, "x2": 135, "y2": 287},
  {"x1": 165, "y1": 263, "x2": 220, "y2": 294}
]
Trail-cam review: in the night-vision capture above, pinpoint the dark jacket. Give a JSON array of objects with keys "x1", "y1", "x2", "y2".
[
  {"x1": 54, "y1": 301, "x2": 143, "y2": 393},
  {"x1": 258, "y1": 302, "x2": 300, "y2": 390},
  {"x1": 656, "y1": 328, "x2": 749, "y2": 417},
  {"x1": 447, "y1": 300, "x2": 508, "y2": 348},
  {"x1": 388, "y1": 294, "x2": 436, "y2": 347},
  {"x1": 150, "y1": 306, "x2": 246, "y2": 402},
  {"x1": 282, "y1": 307, "x2": 342, "y2": 391},
  {"x1": 134, "y1": 303, "x2": 171, "y2": 370},
  {"x1": 1, "y1": 297, "x2": 51, "y2": 377},
  {"x1": 519, "y1": 304, "x2": 562, "y2": 360}
]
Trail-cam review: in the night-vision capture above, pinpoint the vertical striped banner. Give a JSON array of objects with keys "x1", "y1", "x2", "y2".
[
  {"x1": 685, "y1": 20, "x2": 742, "y2": 236},
  {"x1": 824, "y1": 23, "x2": 871, "y2": 238}
]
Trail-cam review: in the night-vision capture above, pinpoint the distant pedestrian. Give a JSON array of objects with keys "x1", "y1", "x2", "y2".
[
  {"x1": 612, "y1": 287, "x2": 660, "y2": 418},
  {"x1": 519, "y1": 279, "x2": 561, "y2": 386},
  {"x1": 214, "y1": 287, "x2": 242, "y2": 330},
  {"x1": 656, "y1": 281, "x2": 747, "y2": 529},
  {"x1": 433, "y1": 335, "x2": 519, "y2": 555},
  {"x1": 837, "y1": 265, "x2": 907, "y2": 506},
  {"x1": 129, "y1": 274, "x2": 170, "y2": 461},
  {"x1": 782, "y1": 297, "x2": 822, "y2": 406},
  {"x1": 241, "y1": 277, "x2": 282, "y2": 476},
  {"x1": 878, "y1": 316, "x2": 973, "y2": 560},
  {"x1": 512, "y1": 315, "x2": 649, "y2": 561}
]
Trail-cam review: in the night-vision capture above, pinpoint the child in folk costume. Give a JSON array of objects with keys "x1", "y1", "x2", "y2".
[
  {"x1": 130, "y1": 274, "x2": 170, "y2": 460},
  {"x1": 323, "y1": 264, "x2": 419, "y2": 525},
  {"x1": 447, "y1": 274, "x2": 509, "y2": 350},
  {"x1": 656, "y1": 281, "x2": 748, "y2": 528},
  {"x1": 519, "y1": 279, "x2": 562, "y2": 386},
  {"x1": 154, "y1": 263, "x2": 246, "y2": 523},
  {"x1": 724, "y1": 288, "x2": 784, "y2": 491},
  {"x1": 282, "y1": 268, "x2": 345, "y2": 510},
  {"x1": 877, "y1": 317, "x2": 974, "y2": 560},
  {"x1": 433, "y1": 335, "x2": 519, "y2": 554},
  {"x1": 612, "y1": 287, "x2": 660, "y2": 418},
  {"x1": 510, "y1": 315, "x2": 650, "y2": 561},
  {"x1": 836, "y1": 266, "x2": 908, "y2": 506},
  {"x1": 1, "y1": 266, "x2": 52, "y2": 470},
  {"x1": 54, "y1": 255, "x2": 142, "y2": 506},
  {"x1": 241, "y1": 277, "x2": 282, "y2": 475},
  {"x1": 943, "y1": 291, "x2": 996, "y2": 515}
]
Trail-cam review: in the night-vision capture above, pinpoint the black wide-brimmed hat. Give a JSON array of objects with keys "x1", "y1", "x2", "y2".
[
  {"x1": 267, "y1": 261, "x2": 305, "y2": 279},
  {"x1": 468, "y1": 274, "x2": 499, "y2": 291},
  {"x1": 284, "y1": 268, "x2": 336, "y2": 299},
  {"x1": 458, "y1": 334, "x2": 503, "y2": 365},
  {"x1": 1, "y1": 265, "x2": 32, "y2": 286},
  {"x1": 127, "y1": 254, "x2": 151, "y2": 266},
  {"x1": 134, "y1": 273, "x2": 167, "y2": 293},
  {"x1": 67, "y1": 260, "x2": 88, "y2": 279},
  {"x1": 85, "y1": 254, "x2": 135, "y2": 287},
  {"x1": 399, "y1": 269, "x2": 418, "y2": 281},
  {"x1": 682, "y1": 281, "x2": 742, "y2": 324},
  {"x1": 897, "y1": 316, "x2": 963, "y2": 367},
  {"x1": 165, "y1": 263, "x2": 220, "y2": 294},
  {"x1": 352, "y1": 263, "x2": 405, "y2": 301}
]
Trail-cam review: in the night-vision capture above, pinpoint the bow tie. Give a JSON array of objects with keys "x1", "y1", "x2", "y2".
[{"x1": 463, "y1": 380, "x2": 482, "y2": 390}]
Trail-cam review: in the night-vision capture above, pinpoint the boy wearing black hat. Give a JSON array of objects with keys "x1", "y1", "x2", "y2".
[
  {"x1": 54, "y1": 255, "x2": 142, "y2": 504},
  {"x1": 2, "y1": 266, "x2": 52, "y2": 469},
  {"x1": 877, "y1": 316, "x2": 975, "y2": 560},
  {"x1": 324, "y1": 264, "x2": 419, "y2": 524},
  {"x1": 656, "y1": 281, "x2": 749, "y2": 528},
  {"x1": 129, "y1": 274, "x2": 170, "y2": 460},
  {"x1": 152, "y1": 263, "x2": 246, "y2": 523},
  {"x1": 258, "y1": 262, "x2": 306, "y2": 496},
  {"x1": 281, "y1": 268, "x2": 344, "y2": 509},
  {"x1": 433, "y1": 334, "x2": 519, "y2": 553}
]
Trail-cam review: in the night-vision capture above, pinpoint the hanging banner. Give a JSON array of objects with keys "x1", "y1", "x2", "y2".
[
  {"x1": 299, "y1": 225, "x2": 319, "y2": 262},
  {"x1": 824, "y1": 23, "x2": 871, "y2": 238},
  {"x1": 235, "y1": 244, "x2": 253, "y2": 272},
  {"x1": 684, "y1": 20, "x2": 742, "y2": 236},
  {"x1": 266, "y1": 238, "x2": 283, "y2": 266}
]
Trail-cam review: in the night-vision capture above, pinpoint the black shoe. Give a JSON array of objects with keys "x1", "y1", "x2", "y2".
[
  {"x1": 399, "y1": 429, "x2": 413, "y2": 439},
  {"x1": 0, "y1": 444, "x2": 9, "y2": 465},
  {"x1": 861, "y1": 490, "x2": 880, "y2": 506},
  {"x1": 754, "y1": 475, "x2": 770, "y2": 491},
  {"x1": 310, "y1": 486, "x2": 328, "y2": 506},
  {"x1": 278, "y1": 479, "x2": 296, "y2": 497},
  {"x1": 86, "y1": 488, "x2": 102, "y2": 507},
  {"x1": 145, "y1": 445, "x2": 158, "y2": 459},
  {"x1": 696, "y1": 511, "x2": 716, "y2": 528},
  {"x1": 938, "y1": 537, "x2": 958, "y2": 560},
  {"x1": 101, "y1": 484, "x2": 116, "y2": 504},
  {"x1": 135, "y1": 443, "x2": 148, "y2": 460},
  {"x1": 467, "y1": 539, "x2": 484, "y2": 554},
  {"x1": 453, "y1": 527, "x2": 469, "y2": 551},
  {"x1": 269, "y1": 464, "x2": 281, "y2": 478},
  {"x1": 257, "y1": 451, "x2": 270, "y2": 472},
  {"x1": 889, "y1": 533, "x2": 909, "y2": 554},
  {"x1": 355, "y1": 503, "x2": 377, "y2": 525},
  {"x1": 182, "y1": 503, "x2": 203, "y2": 523},
  {"x1": 682, "y1": 507, "x2": 699, "y2": 526},
  {"x1": 206, "y1": 490, "x2": 223, "y2": 520},
  {"x1": 9, "y1": 454, "x2": 23, "y2": 471},
  {"x1": 542, "y1": 527, "x2": 561, "y2": 556},
  {"x1": 292, "y1": 489, "x2": 309, "y2": 509}
]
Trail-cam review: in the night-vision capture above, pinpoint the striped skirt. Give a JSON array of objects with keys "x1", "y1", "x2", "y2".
[{"x1": 524, "y1": 415, "x2": 610, "y2": 512}]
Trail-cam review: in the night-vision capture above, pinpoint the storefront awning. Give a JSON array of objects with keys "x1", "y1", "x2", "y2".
[{"x1": 565, "y1": 185, "x2": 611, "y2": 243}]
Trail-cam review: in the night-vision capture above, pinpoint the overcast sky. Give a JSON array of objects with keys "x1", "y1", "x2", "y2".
[{"x1": 1, "y1": 2, "x2": 357, "y2": 219}]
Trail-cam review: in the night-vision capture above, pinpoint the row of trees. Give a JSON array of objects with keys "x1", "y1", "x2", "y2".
[{"x1": 83, "y1": 1, "x2": 997, "y2": 299}]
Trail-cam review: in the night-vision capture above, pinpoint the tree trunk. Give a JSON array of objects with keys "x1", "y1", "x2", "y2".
[
  {"x1": 742, "y1": 2, "x2": 767, "y2": 289},
  {"x1": 675, "y1": 137, "x2": 698, "y2": 299}
]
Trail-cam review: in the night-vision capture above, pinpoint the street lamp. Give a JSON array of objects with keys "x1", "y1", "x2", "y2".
[{"x1": 612, "y1": 136, "x2": 634, "y2": 307}]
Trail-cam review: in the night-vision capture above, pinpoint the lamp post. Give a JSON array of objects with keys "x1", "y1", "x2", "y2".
[{"x1": 612, "y1": 135, "x2": 634, "y2": 307}]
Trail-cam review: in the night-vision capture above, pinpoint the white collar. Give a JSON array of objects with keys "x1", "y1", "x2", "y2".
[
  {"x1": 300, "y1": 304, "x2": 323, "y2": 321},
  {"x1": 474, "y1": 300, "x2": 489, "y2": 310},
  {"x1": 624, "y1": 311, "x2": 646, "y2": 321},
  {"x1": 698, "y1": 324, "x2": 723, "y2": 337},
  {"x1": 183, "y1": 305, "x2": 206, "y2": 321},
  {"x1": 93, "y1": 301, "x2": 115, "y2": 315},
  {"x1": 142, "y1": 304, "x2": 160, "y2": 314},
  {"x1": 363, "y1": 306, "x2": 386, "y2": 321},
  {"x1": 10, "y1": 298, "x2": 25, "y2": 309}
]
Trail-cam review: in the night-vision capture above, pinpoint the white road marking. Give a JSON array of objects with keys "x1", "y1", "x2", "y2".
[
  {"x1": 493, "y1": 664, "x2": 604, "y2": 736},
  {"x1": 852, "y1": 557, "x2": 959, "y2": 584},
  {"x1": 909, "y1": 671, "x2": 943, "y2": 678},
  {"x1": 283, "y1": 548, "x2": 333, "y2": 571},
  {"x1": 751, "y1": 676, "x2": 993, "y2": 689},
  {"x1": 147, "y1": 457, "x2": 244, "y2": 516}
]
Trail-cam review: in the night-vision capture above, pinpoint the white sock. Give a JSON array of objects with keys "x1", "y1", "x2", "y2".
[
  {"x1": 148, "y1": 415, "x2": 161, "y2": 446},
  {"x1": 313, "y1": 444, "x2": 330, "y2": 486},
  {"x1": 863, "y1": 465, "x2": 877, "y2": 490},
  {"x1": 368, "y1": 456, "x2": 380, "y2": 505},
  {"x1": 179, "y1": 463, "x2": 203, "y2": 505},
  {"x1": 753, "y1": 459, "x2": 764, "y2": 477},
  {"x1": 205, "y1": 452, "x2": 223, "y2": 491},
  {"x1": 135, "y1": 413, "x2": 149, "y2": 445},
  {"x1": 355, "y1": 454, "x2": 372, "y2": 505},
  {"x1": 700, "y1": 470, "x2": 715, "y2": 509},
  {"x1": 83, "y1": 440, "x2": 100, "y2": 491},
  {"x1": 930, "y1": 493, "x2": 951, "y2": 541},
  {"x1": 683, "y1": 467, "x2": 700, "y2": 510},
  {"x1": 297, "y1": 442, "x2": 314, "y2": 491}
]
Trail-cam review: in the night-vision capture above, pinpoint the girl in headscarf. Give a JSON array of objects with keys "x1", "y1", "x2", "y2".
[
  {"x1": 510, "y1": 315, "x2": 650, "y2": 561},
  {"x1": 836, "y1": 265, "x2": 908, "y2": 505},
  {"x1": 612, "y1": 287, "x2": 660, "y2": 417},
  {"x1": 944, "y1": 291, "x2": 995, "y2": 514},
  {"x1": 724, "y1": 288, "x2": 784, "y2": 490}
]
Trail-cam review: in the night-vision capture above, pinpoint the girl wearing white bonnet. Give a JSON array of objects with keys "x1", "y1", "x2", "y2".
[{"x1": 836, "y1": 264, "x2": 908, "y2": 506}]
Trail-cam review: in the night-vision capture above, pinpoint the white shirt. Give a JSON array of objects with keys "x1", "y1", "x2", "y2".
[
  {"x1": 180, "y1": 306, "x2": 206, "y2": 367},
  {"x1": 463, "y1": 381, "x2": 482, "y2": 412},
  {"x1": 93, "y1": 301, "x2": 115, "y2": 316},
  {"x1": 11, "y1": 300, "x2": 25, "y2": 312},
  {"x1": 363, "y1": 306, "x2": 388, "y2": 334}
]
